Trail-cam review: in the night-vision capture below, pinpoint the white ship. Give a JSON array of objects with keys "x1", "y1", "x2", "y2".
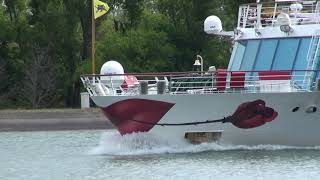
[{"x1": 81, "y1": 0, "x2": 320, "y2": 146}]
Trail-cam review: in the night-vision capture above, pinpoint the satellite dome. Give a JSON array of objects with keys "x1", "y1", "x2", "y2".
[
  {"x1": 100, "y1": 61, "x2": 125, "y2": 88},
  {"x1": 204, "y1": 16, "x2": 222, "y2": 34}
]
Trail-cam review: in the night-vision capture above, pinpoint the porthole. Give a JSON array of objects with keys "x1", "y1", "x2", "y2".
[
  {"x1": 292, "y1": 107, "x2": 299, "y2": 112},
  {"x1": 306, "y1": 106, "x2": 317, "y2": 113}
]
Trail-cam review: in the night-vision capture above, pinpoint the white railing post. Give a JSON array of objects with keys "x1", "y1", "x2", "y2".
[
  {"x1": 272, "y1": 3, "x2": 277, "y2": 27},
  {"x1": 257, "y1": 4, "x2": 262, "y2": 28}
]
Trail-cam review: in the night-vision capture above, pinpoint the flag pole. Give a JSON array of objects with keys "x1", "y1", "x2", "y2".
[{"x1": 91, "y1": 0, "x2": 96, "y2": 74}]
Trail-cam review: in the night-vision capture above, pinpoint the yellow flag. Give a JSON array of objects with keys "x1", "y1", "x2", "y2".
[{"x1": 94, "y1": 0, "x2": 110, "y2": 19}]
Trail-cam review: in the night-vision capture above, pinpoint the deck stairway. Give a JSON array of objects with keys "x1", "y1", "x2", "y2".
[{"x1": 303, "y1": 29, "x2": 320, "y2": 90}]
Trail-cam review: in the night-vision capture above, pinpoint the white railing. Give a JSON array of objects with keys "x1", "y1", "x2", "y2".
[
  {"x1": 238, "y1": 1, "x2": 320, "y2": 28},
  {"x1": 80, "y1": 70, "x2": 319, "y2": 96}
]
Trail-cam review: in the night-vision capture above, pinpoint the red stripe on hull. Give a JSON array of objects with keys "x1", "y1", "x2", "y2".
[{"x1": 101, "y1": 99, "x2": 175, "y2": 135}]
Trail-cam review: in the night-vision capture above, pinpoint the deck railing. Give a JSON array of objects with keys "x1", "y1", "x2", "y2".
[
  {"x1": 238, "y1": 1, "x2": 320, "y2": 28},
  {"x1": 80, "y1": 70, "x2": 320, "y2": 96}
]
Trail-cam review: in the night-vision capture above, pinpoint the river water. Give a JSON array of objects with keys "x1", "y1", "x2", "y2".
[{"x1": 1, "y1": 130, "x2": 320, "y2": 180}]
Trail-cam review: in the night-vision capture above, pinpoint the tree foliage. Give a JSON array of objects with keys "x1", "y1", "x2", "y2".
[{"x1": 0, "y1": 0, "x2": 242, "y2": 108}]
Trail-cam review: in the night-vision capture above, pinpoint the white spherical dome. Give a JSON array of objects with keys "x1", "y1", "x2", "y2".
[
  {"x1": 100, "y1": 61, "x2": 125, "y2": 88},
  {"x1": 204, "y1": 15, "x2": 222, "y2": 34}
]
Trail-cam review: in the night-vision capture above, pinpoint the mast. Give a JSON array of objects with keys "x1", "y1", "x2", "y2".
[
  {"x1": 90, "y1": 0, "x2": 109, "y2": 74},
  {"x1": 91, "y1": 0, "x2": 96, "y2": 74}
]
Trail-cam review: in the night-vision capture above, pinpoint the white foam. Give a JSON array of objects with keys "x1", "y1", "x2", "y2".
[{"x1": 89, "y1": 130, "x2": 320, "y2": 156}]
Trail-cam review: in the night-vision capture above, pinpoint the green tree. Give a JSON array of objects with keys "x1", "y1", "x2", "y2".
[
  {"x1": 95, "y1": 9, "x2": 175, "y2": 73},
  {"x1": 24, "y1": 0, "x2": 82, "y2": 107},
  {"x1": 0, "y1": 0, "x2": 244, "y2": 109},
  {"x1": 123, "y1": 0, "x2": 145, "y2": 28},
  {"x1": 157, "y1": 0, "x2": 231, "y2": 71}
]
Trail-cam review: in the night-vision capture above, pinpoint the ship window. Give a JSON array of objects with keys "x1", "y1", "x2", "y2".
[
  {"x1": 231, "y1": 42, "x2": 246, "y2": 70},
  {"x1": 254, "y1": 39, "x2": 278, "y2": 70},
  {"x1": 272, "y1": 39, "x2": 300, "y2": 70},
  {"x1": 293, "y1": 38, "x2": 311, "y2": 87},
  {"x1": 229, "y1": 38, "x2": 312, "y2": 76},
  {"x1": 240, "y1": 40, "x2": 260, "y2": 71}
]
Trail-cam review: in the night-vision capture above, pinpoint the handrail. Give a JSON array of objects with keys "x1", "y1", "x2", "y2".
[
  {"x1": 81, "y1": 70, "x2": 320, "y2": 77},
  {"x1": 81, "y1": 70, "x2": 320, "y2": 96},
  {"x1": 242, "y1": 1, "x2": 314, "y2": 7},
  {"x1": 237, "y1": 1, "x2": 320, "y2": 28}
]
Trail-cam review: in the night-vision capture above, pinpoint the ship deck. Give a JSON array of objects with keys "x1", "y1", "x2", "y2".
[{"x1": 81, "y1": 70, "x2": 320, "y2": 97}]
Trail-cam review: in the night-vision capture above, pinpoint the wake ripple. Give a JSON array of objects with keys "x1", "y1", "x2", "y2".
[{"x1": 89, "y1": 130, "x2": 320, "y2": 156}]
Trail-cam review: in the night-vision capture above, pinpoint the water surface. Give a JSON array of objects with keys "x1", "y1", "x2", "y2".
[{"x1": 1, "y1": 130, "x2": 320, "y2": 180}]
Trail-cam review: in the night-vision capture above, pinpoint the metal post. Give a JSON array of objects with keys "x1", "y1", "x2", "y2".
[
  {"x1": 91, "y1": 0, "x2": 96, "y2": 74},
  {"x1": 157, "y1": 80, "x2": 166, "y2": 94},
  {"x1": 139, "y1": 81, "x2": 148, "y2": 95},
  {"x1": 196, "y1": 55, "x2": 204, "y2": 74},
  {"x1": 81, "y1": 92, "x2": 90, "y2": 108}
]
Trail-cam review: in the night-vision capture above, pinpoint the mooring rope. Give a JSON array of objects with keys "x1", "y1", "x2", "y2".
[{"x1": 128, "y1": 117, "x2": 229, "y2": 126}]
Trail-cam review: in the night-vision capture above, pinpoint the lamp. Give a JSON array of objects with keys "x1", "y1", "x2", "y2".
[
  {"x1": 193, "y1": 59, "x2": 201, "y2": 72},
  {"x1": 280, "y1": 25, "x2": 293, "y2": 33},
  {"x1": 193, "y1": 55, "x2": 204, "y2": 74},
  {"x1": 277, "y1": 13, "x2": 293, "y2": 33}
]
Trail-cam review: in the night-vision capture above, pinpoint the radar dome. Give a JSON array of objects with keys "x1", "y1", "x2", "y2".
[
  {"x1": 100, "y1": 61, "x2": 125, "y2": 88},
  {"x1": 204, "y1": 16, "x2": 222, "y2": 34}
]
